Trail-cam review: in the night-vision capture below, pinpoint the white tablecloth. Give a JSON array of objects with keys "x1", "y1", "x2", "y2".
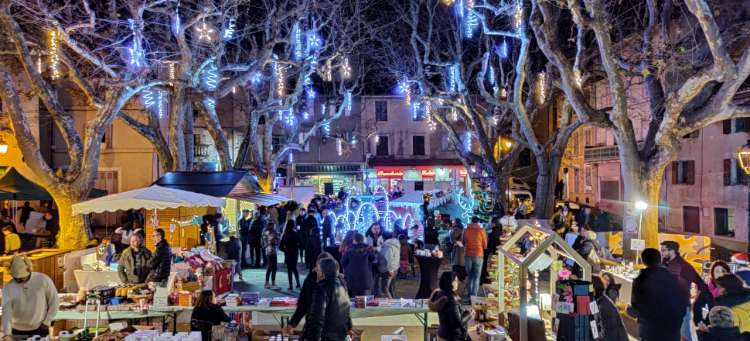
[{"x1": 74, "y1": 270, "x2": 123, "y2": 289}]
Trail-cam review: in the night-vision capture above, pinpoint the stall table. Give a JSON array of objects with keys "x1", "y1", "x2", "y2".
[
  {"x1": 74, "y1": 270, "x2": 123, "y2": 290},
  {"x1": 601, "y1": 269, "x2": 634, "y2": 305},
  {"x1": 151, "y1": 304, "x2": 431, "y2": 340},
  {"x1": 414, "y1": 255, "x2": 442, "y2": 299}
]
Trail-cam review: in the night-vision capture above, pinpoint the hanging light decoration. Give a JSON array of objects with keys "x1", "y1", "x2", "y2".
[
  {"x1": 156, "y1": 90, "x2": 165, "y2": 118},
  {"x1": 322, "y1": 60, "x2": 333, "y2": 82},
  {"x1": 336, "y1": 138, "x2": 343, "y2": 156},
  {"x1": 288, "y1": 152, "x2": 294, "y2": 163},
  {"x1": 302, "y1": 111, "x2": 310, "y2": 120},
  {"x1": 536, "y1": 71, "x2": 546, "y2": 104},
  {"x1": 127, "y1": 19, "x2": 144, "y2": 69},
  {"x1": 512, "y1": 2, "x2": 524, "y2": 31},
  {"x1": 497, "y1": 40, "x2": 509, "y2": 59},
  {"x1": 411, "y1": 101, "x2": 422, "y2": 120},
  {"x1": 274, "y1": 62, "x2": 286, "y2": 96},
  {"x1": 463, "y1": 132, "x2": 472, "y2": 152},
  {"x1": 168, "y1": 62, "x2": 177, "y2": 81},
  {"x1": 196, "y1": 19, "x2": 215, "y2": 41},
  {"x1": 573, "y1": 68, "x2": 583, "y2": 88},
  {"x1": 173, "y1": 2, "x2": 181, "y2": 35},
  {"x1": 344, "y1": 91, "x2": 353, "y2": 116},
  {"x1": 450, "y1": 108, "x2": 459, "y2": 122},
  {"x1": 48, "y1": 29, "x2": 61, "y2": 80},
  {"x1": 141, "y1": 89, "x2": 155, "y2": 108},
  {"x1": 292, "y1": 23, "x2": 304, "y2": 60},
  {"x1": 223, "y1": 19, "x2": 236, "y2": 40},
  {"x1": 447, "y1": 64, "x2": 461, "y2": 92},
  {"x1": 250, "y1": 72, "x2": 262, "y2": 86},
  {"x1": 464, "y1": 10, "x2": 479, "y2": 39},
  {"x1": 284, "y1": 110, "x2": 295, "y2": 126},
  {"x1": 203, "y1": 63, "x2": 218, "y2": 91},
  {"x1": 341, "y1": 56, "x2": 352, "y2": 79}
]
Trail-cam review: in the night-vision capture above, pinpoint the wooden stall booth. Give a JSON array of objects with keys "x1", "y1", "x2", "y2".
[{"x1": 0, "y1": 248, "x2": 69, "y2": 289}]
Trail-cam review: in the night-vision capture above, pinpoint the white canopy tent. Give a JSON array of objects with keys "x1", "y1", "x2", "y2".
[
  {"x1": 72, "y1": 185, "x2": 226, "y2": 215},
  {"x1": 233, "y1": 193, "x2": 291, "y2": 206}
]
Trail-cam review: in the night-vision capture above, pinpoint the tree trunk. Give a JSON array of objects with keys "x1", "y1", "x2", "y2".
[
  {"x1": 51, "y1": 190, "x2": 89, "y2": 249},
  {"x1": 257, "y1": 173, "x2": 274, "y2": 193},
  {"x1": 534, "y1": 153, "x2": 562, "y2": 218},
  {"x1": 619, "y1": 153, "x2": 665, "y2": 259},
  {"x1": 184, "y1": 102, "x2": 194, "y2": 170}
]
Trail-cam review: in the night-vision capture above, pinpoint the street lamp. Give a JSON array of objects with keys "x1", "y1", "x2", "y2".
[{"x1": 738, "y1": 140, "x2": 750, "y2": 174}]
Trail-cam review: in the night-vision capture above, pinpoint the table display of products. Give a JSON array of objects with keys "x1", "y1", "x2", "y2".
[
  {"x1": 552, "y1": 280, "x2": 603, "y2": 341},
  {"x1": 172, "y1": 248, "x2": 234, "y2": 296}
]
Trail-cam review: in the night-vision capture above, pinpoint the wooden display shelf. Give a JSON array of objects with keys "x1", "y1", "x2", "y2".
[{"x1": 0, "y1": 248, "x2": 70, "y2": 289}]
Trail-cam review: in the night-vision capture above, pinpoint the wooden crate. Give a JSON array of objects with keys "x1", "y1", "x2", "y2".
[{"x1": 0, "y1": 248, "x2": 69, "y2": 289}]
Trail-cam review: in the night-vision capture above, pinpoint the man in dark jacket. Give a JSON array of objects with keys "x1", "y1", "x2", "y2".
[
  {"x1": 341, "y1": 233, "x2": 375, "y2": 296},
  {"x1": 630, "y1": 248, "x2": 688, "y2": 341},
  {"x1": 321, "y1": 208, "x2": 334, "y2": 247},
  {"x1": 303, "y1": 208, "x2": 321, "y2": 270},
  {"x1": 661, "y1": 240, "x2": 707, "y2": 339},
  {"x1": 303, "y1": 258, "x2": 352, "y2": 341},
  {"x1": 147, "y1": 228, "x2": 172, "y2": 285},
  {"x1": 296, "y1": 207, "x2": 307, "y2": 261},
  {"x1": 287, "y1": 252, "x2": 333, "y2": 332},
  {"x1": 238, "y1": 209, "x2": 253, "y2": 268},
  {"x1": 250, "y1": 207, "x2": 268, "y2": 268}
]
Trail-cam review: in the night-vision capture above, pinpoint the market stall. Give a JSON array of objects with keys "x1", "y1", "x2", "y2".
[{"x1": 491, "y1": 220, "x2": 592, "y2": 341}]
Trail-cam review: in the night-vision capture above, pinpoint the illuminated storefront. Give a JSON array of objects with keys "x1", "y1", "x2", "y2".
[
  {"x1": 294, "y1": 163, "x2": 364, "y2": 195},
  {"x1": 372, "y1": 165, "x2": 468, "y2": 192}
]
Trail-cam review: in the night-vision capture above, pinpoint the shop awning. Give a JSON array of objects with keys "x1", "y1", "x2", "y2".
[
  {"x1": 295, "y1": 163, "x2": 362, "y2": 174},
  {"x1": 232, "y1": 193, "x2": 291, "y2": 206},
  {"x1": 71, "y1": 185, "x2": 225, "y2": 215},
  {"x1": 152, "y1": 171, "x2": 263, "y2": 197}
]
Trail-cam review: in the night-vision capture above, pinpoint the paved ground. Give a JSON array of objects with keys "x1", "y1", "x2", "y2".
[{"x1": 232, "y1": 252, "x2": 423, "y2": 298}]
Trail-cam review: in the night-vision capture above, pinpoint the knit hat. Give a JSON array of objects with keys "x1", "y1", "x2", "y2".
[
  {"x1": 9, "y1": 255, "x2": 32, "y2": 279},
  {"x1": 709, "y1": 306, "x2": 736, "y2": 328}
]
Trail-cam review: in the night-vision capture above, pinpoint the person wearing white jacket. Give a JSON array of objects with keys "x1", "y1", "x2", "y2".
[
  {"x1": 378, "y1": 233, "x2": 401, "y2": 298},
  {"x1": 2, "y1": 255, "x2": 59, "y2": 338}
]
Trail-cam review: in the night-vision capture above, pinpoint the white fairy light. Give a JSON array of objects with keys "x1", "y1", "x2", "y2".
[
  {"x1": 322, "y1": 60, "x2": 333, "y2": 82},
  {"x1": 274, "y1": 63, "x2": 286, "y2": 97},
  {"x1": 203, "y1": 63, "x2": 218, "y2": 91},
  {"x1": 573, "y1": 69, "x2": 583, "y2": 88},
  {"x1": 373, "y1": 135, "x2": 380, "y2": 144},
  {"x1": 292, "y1": 23, "x2": 304, "y2": 60},
  {"x1": 491, "y1": 115, "x2": 499, "y2": 126},
  {"x1": 341, "y1": 56, "x2": 352, "y2": 79},
  {"x1": 463, "y1": 132, "x2": 472, "y2": 152},
  {"x1": 168, "y1": 62, "x2": 176, "y2": 81},
  {"x1": 450, "y1": 108, "x2": 459, "y2": 122},
  {"x1": 344, "y1": 91, "x2": 352, "y2": 116},
  {"x1": 48, "y1": 29, "x2": 61, "y2": 80},
  {"x1": 36, "y1": 55, "x2": 43, "y2": 74},
  {"x1": 196, "y1": 20, "x2": 215, "y2": 41},
  {"x1": 127, "y1": 19, "x2": 144, "y2": 69},
  {"x1": 512, "y1": 2, "x2": 523, "y2": 31},
  {"x1": 156, "y1": 90, "x2": 165, "y2": 118},
  {"x1": 336, "y1": 138, "x2": 343, "y2": 156},
  {"x1": 536, "y1": 71, "x2": 546, "y2": 104},
  {"x1": 288, "y1": 152, "x2": 293, "y2": 163}
]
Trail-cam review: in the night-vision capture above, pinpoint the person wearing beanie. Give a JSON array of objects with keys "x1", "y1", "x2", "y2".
[
  {"x1": 2, "y1": 255, "x2": 59, "y2": 337},
  {"x1": 698, "y1": 306, "x2": 746, "y2": 341}
]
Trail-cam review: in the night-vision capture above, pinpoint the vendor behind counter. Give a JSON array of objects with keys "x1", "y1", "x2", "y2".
[{"x1": 2, "y1": 255, "x2": 58, "y2": 338}]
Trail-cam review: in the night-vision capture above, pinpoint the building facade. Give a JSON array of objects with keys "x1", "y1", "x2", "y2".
[{"x1": 562, "y1": 80, "x2": 750, "y2": 252}]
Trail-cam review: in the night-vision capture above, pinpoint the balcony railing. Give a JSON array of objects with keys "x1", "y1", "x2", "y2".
[{"x1": 584, "y1": 145, "x2": 619, "y2": 162}]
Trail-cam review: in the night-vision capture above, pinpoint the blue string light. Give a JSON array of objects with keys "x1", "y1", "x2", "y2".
[
  {"x1": 203, "y1": 63, "x2": 218, "y2": 91},
  {"x1": 141, "y1": 89, "x2": 155, "y2": 108},
  {"x1": 127, "y1": 19, "x2": 143, "y2": 68},
  {"x1": 306, "y1": 31, "x2": 322, "y2": 52},
  {"x1": 284, "y1": 110, "x2": 296, "y2": 126},
  {"x1": 223, "y1": 20, "x2": 235, "y2": 40},
  {"x1": 463, "y1": 131, "x2": 472, "y2": 152},
  {"x1": 488, "y1": 65, "x2": 496, "y2": 85},
  {"x1": 464, "y1": 10, "x2": 479, "y2": 38},
  {"x1": 250, "y1": 72, "x2": 262, "y2": 86},
  {"x1": 411, "y1": 101, "x2": 421, "y2": 120},
  {"x1": 447, "y1": 64, "x2": 461, "y2": 92},
  {"x1": 293, "y1": 23, "x2": 304, "y2": 60},
  {"x1": 496, "y1": 40, "x2": 509, "y2": 59},
  {"x1": 302, "y1": 111, "x2": 310, "y2": 120},
  {"x1": 344, "y1": 91, "x2": 352, "y2": 116}
]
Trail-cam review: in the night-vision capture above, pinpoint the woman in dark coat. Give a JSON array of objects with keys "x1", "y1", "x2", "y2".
[
  {"x1": 341, "y1": 233, "x2": 375, "y2": 296},
  {"x1": 302, "y1": 209, "x2": 321, "y2": 270},
  {"x1": 428, "y1": 271, "x2": 473, "y2": 341},
  {"x1": 592, "y1": 276, "x2": 628, "y2": 341},
  {"x1": 280, "y1": 219, "x2": 302, "y2": 291}
]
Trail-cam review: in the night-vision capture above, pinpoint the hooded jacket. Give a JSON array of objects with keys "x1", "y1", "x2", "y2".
[
  {"x1": 428, "y1": 289, "x2": 470, "y2": 341},
  {"x1": 341, "y1": 243, "x2": 375, "y2": 294},
  {"x1": 378, "y1": 238, "x2": 401, "y2": 274},
  {"x1": 631, "y1": 265, "x2": 688, "y2": 339}
]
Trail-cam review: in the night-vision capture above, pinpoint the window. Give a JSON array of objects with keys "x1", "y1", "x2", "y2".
[
  {"x1": 584, "y1": 129, "x2": 593, "y2": 147},
  {"x1": 376, "y1": 136, "x2": 389, "y2": 156},
  {"x1": 412, "y1": 136, "x2": 425, "y2": 156},
  {"x1": 375, "y1": 101, "x2": 388, "y2": 121},
  {"x1": 671, "y1": 160, "x2": 695, "y2": 185},
  {"x1": 573, "y1": 168, "x2": 581, "y2": 193},
  {"x1": 723, "y1": 118, "x2": 750, "y2": 134},
  {"x1": 584, "y1": 165, "x2": 592, "y2": 191},
  {"x1": 414, "y1": 181, "x2": 424, "y2": 191},
  {"x1": 683, "y1": 206, "x2": 700, "y2": 234},
  {"x1": 95, "y1": 170, "x2": 119, "y2": 194},
  {"x1": 600, "y1": 180, "x2": 620, "y2": 201},
  {"x1": 714, "y1": 207, "x2": 734, "y2": 237},
  {"x1": 683, "y1": 130, "x2": 699, "y2": 139},
  {"x1": 724, "y1": 158, "x2": 746, "y2": 186},
  {"x1": 518, "y1": 149, "x2": 532, "y2": 167},
  {"x1": 572, "y1": 134, "x2": 580, "y2": 155}
]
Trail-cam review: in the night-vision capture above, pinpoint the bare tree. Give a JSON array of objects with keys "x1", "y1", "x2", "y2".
[
  {"x1": 380, "y1": 0, "x2": 581, "y2": 215},
  {"x1": 0, "y1": 0, "x2": 158, "y2": 248},
  {"x1": 118, "y1": 0, "x2": 370, "y2": 192},
  {"x1": 530, "y1": 0, "x2": 750, "y2": 250}
]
